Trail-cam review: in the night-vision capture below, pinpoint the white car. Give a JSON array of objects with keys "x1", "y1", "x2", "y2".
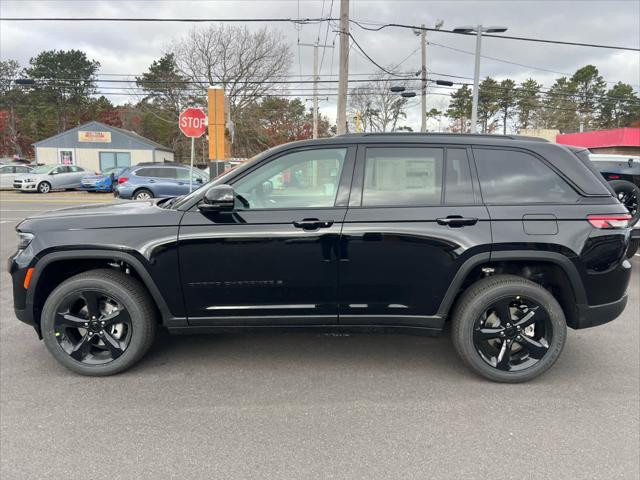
[
  {"x1": 0, "y1": 164, "x2": 33, "y2": 189},
  {"x1": 13, "y1": 164, "x2": 88, "y2": 193}
]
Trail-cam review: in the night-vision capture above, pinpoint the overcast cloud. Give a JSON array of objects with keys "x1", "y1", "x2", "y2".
[{"x1": 1, "y1": 0, "x2": 639, "y2": 130}]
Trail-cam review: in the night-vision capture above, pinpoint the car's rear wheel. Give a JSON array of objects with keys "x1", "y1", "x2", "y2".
[
  {"x1": 452, "y1": 275, "x2": 566, "y2": 383},
  {"x1": 133, "y1": 188, "x2": 153, "y2": 200},
  {"x1": 609, "y1": 179, "x2": 640, "y2": 226},
  {"x1": 41, "y1": 269, "x2": 157, "y2": 376},
  {"x1": 38, "y1": 181, "x2": 51, "y2": 194}
]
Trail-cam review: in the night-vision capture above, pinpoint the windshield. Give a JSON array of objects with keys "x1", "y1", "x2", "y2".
[{"x1": 31, "y1": 165, "x2": 57, "y2": 174}]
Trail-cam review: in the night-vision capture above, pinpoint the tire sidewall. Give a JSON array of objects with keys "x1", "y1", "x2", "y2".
[
  {"x1": 454, "y1": 280, "x2": 567, "y2": 383},
  {"x1": 41, "y1": 276, "x2": 152, "y2": 375}
]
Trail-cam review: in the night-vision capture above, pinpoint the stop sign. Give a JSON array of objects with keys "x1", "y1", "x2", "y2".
[{"x1": 179, "y1": 107, "x2": 207, "y2": 138}]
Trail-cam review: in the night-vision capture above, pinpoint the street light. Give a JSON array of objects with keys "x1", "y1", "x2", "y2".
[
  {"x1": 401, "y1": 91, "x2": 417, "y2": 98},
  {"x1": 434, "y1": 79, "x2": 454, "y2": 87},
  {"x1": 453, "y1": 25, "x2": 508, "y2": 133}
]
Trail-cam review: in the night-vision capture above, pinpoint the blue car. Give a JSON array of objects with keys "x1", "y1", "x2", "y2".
[
  {"x1": 80, "y1": 166, "x2": 128, "y2": 192},
  {"x1": 114, "y1": 163, "x2": 209, "y2": 200}
]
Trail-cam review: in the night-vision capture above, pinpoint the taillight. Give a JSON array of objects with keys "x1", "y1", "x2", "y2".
[
  {"x1": 608, "y1": 175, "x2": 620, "y2": 180},
  {"x1": 587, "y1": 214, "x2": 632, "y2": 229},
  {"x1": 118, "y1": 177, "x2": 128, "y2": 184}
]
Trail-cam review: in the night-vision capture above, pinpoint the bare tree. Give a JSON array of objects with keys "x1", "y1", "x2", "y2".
[
  {"x1": 170, "y1": 24, "x2": 291, "y2": 157},
  {"x1": 348, "y1": 74, "x2": 410, "y2": 132}
]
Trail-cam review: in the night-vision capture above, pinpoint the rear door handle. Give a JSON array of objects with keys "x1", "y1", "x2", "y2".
[
  {"x1": 293, "y1": 218, "x2": 334, "y2": 230},
  {"x1": 436, "y1": 216, "x2": 478, "y2": 227}
]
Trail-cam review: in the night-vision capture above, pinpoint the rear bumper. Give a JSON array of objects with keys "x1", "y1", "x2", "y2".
[{"x1": 576, "y1": 294, "x2": 628, "y2": 329}]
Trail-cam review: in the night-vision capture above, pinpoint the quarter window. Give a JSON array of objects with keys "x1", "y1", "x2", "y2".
[
  {"x1": 362, "y1": 147, "x2": 444, "y2": 206},
  {"x1": 444, "y1": 148, "x2": 474, "y2": 204},
  {"x1": 474, "y1": 148, "x2": 579, "y2": 204},
  {"x1": 234, "y1": 148, "x2": 346, "y2": 209}
]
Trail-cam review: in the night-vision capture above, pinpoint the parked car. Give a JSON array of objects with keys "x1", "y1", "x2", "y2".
[
  {"x1": 9, "y1": 133, "x2": 635, "y2": 381},
  {"x1": 114, "y1": 163, "x2": 209, "y2": 200},
  {"x1": 0, "y1": 164, "x2": 32, "y2": 189},
  {"x1": 588, "y1": 153, "x2": 640, "y2": 226},
  {"x1": 13, "y1": 164, "x2": 87, "y2": 193},
  {"x1": 79, "y1": 166, "x2": 128, "y2": 193}
]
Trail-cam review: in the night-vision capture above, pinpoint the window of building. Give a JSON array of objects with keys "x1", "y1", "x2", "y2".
[
  {"x1": 99, "y1": 152, "x2": 132, "y2": 172},
  {"x1": 362, "y1": 147, "x2": 444, "y2": 207},
  {"x1": 474, "y1": 148, "x2": 579, "y2": 204}
]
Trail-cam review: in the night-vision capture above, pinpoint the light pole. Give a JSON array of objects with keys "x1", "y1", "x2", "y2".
[{"x1": 453, "y1": 25, "x2": 508, "y2": 133}]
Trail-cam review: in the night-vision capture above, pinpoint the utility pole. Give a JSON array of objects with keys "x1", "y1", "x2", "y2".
[
  {"x1": 299, "y1": 41, "x2": 334, "y2": 139},
  {"x1": 471, "y1": 25, "x2": 482, "y2": 134},
  {"x1": 420, "y1": 24, "x2": 427, "y2": 133},
  {"x1": 336, "y1": 0, "x2": 349, "y2": 135}
]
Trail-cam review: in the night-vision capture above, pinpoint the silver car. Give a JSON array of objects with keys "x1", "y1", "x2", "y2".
[
  {"x1": 0, "y1": 164, "x2": 33, "y2": 189},
  {"x1": 13, "y1": 164, "x2": 88, "y2": 193}
]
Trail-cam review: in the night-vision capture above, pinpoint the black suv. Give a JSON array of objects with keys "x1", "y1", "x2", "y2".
[{"x1": 9, "y1": 134, "x2": 635, "y2": 382}]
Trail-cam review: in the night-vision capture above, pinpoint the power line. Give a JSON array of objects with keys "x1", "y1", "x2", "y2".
[
  {"x1": 1, "y1": 16, "x2": 335, "y2": 24},
  {"x1": 349, "y1": 20, "x2": 640, "y2": 52}
]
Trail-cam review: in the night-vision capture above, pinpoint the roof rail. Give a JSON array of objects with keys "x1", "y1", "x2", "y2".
[{"x1": 336, "y1": 132, "x2": 549, "y2": 142}]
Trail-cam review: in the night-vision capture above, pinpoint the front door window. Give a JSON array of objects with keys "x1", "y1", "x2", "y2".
[{"x1": 234, "y1": 148, "x2": 347, "y2": 209}]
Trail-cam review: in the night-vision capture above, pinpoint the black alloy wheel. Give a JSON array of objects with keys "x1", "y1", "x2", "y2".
[
  {"x1": 53, "y1": 290, "x2": 132, "y2": 365},
  {"x1": 41, "y1": 269, "x2": 156, "y2": 375},
  {"x1": 452, "y1": 275, "x2": 566, "y2": 383},
  {"x1": 473, "y1": 296, "x2": 552, "y2": 372}
]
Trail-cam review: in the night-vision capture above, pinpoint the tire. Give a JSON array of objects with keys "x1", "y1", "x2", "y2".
[
  {"x1": 451, "y1": 274, "x2": 567, "y2": 383},
  {"x1": 37, "y1": 181, "x2": 51, "y2": 194},
  {"x1": 133, "y1": 188, "x2": 154, "y2": 200},
  {"x1": 627, "y1": 237, "x2": 640, "y2": 258},
  {"x1": 609, "y1": 179, "x2": 640, "y2": 226},
  {"x1": 41, "y1": 269, "x2": 157, "y2": 376}
]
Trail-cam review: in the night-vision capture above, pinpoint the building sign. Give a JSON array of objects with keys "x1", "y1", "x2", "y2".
[{"x1": 78, "y1": 131, "x2": 111, "y2": 143}]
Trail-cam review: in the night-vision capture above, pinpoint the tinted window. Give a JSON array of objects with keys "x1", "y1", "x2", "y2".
[
  {"x1": 69, "y1": 166, "x2": 83, "y2": 172},
  {"x1": 135, "y1": 167, "x2": 175, "y2": 178},
  {"x1": 445, "y1": 148, "x2": 474, "y2": 204},
  {"x1": 176, "y1": 168, "x2": 207, "y2": 180},
  {"x1": 15, "y1": 166, "x2": 30, "y2": 173},
  {"x1": 234, "y1": 148, "x2": 346, "y2": 209},
  {"x1": 474, "y1": 148, "x2": 579, "y2": 204},
  {"x1": 54, "y1": 166, "x2": 68, "y2": 174},
  {"x1": 362, "y1": 147, "x2": 443, "y2": 206},
  {"x1": 0, "y1": 166, "x2": 14, "y2": 173}
]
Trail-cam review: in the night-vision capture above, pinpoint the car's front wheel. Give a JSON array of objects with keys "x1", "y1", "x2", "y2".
[
  {"x1": 41, "y1": 269, "x2": 157, "y2": 376},
  {"x1": 452, "y1": 274, "x2": 567, "y2": 383},
  {"x1": 37, "y1": 181, "x2": 51, "y2": 194}
]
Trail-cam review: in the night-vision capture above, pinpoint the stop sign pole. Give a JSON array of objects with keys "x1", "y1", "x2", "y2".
[{"x1": 179, "y1": 107, "x2": 207, "y2": 192}]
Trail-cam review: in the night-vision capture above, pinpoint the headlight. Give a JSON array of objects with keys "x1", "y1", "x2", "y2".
[
  {"x1": 17, "y1": 232, "x2": 34, "y2": 250},
  {"x1": 22, "y1": 178, "x2": 34, "y2": 183}
]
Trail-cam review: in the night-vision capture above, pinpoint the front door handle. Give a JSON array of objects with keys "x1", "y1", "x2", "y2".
[
  {"x1": 436, "y1": 216, "x2": 478, "y2": 227},
  {"x1": 293, "y1": 218, "x2": 334, "y2": 230}
]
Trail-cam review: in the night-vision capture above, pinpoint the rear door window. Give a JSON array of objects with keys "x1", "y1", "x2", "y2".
[
  {"x1": 474, "y1": 148, "x2": 579, "y2": 204},
  {"x1": 362, "y1": 147, "x2": 444, "y2": 206}
]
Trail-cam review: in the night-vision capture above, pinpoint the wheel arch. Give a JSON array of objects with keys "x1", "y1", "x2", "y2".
[
  {"x1": 438, "y1": 251, "x2": 586, "y2": 329},
  {"x1": 29, "y1": 250, "x2": 177, "y2": 333}
]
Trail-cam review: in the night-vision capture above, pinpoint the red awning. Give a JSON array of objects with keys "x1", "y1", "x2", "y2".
[{"x1": 556, "y1": 128, "x2": 640, "y2": 148}]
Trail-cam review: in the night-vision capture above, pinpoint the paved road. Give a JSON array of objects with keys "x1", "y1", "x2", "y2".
[{"x1": 1, "y1": 193, "x2": 639, "y2": 480}]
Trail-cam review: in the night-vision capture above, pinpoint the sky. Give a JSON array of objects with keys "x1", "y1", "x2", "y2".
[{"x1": 1, "y1": 0, "x2": 639, "y2": 131}]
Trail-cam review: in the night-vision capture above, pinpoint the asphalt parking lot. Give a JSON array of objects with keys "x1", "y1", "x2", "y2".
[{"x1": 1, "y1": 191, "x2": 639, "y2": 480}]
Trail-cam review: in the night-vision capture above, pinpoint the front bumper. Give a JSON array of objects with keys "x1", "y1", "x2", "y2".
[
  {"x1": 13, "y1": 181, "x2": 37, "y2": 191},
  {"x1": 576, "y1": 294, "x2": 628, "y2": 329}
]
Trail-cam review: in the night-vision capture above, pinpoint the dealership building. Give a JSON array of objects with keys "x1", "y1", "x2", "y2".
[{"x1": 33, "y1": 121, "x2": 174, "y2": 171}]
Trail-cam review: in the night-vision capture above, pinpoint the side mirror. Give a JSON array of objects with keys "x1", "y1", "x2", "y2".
[
  {"x1": 49, "y1": 171, "x2": 57, "y2": 175},
  {"x1": 195, "y1": 177, "x2": 203, "y2": 184},
  {"x1": 199, "y1": 184, "x2": 235, "y2": 212}
]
